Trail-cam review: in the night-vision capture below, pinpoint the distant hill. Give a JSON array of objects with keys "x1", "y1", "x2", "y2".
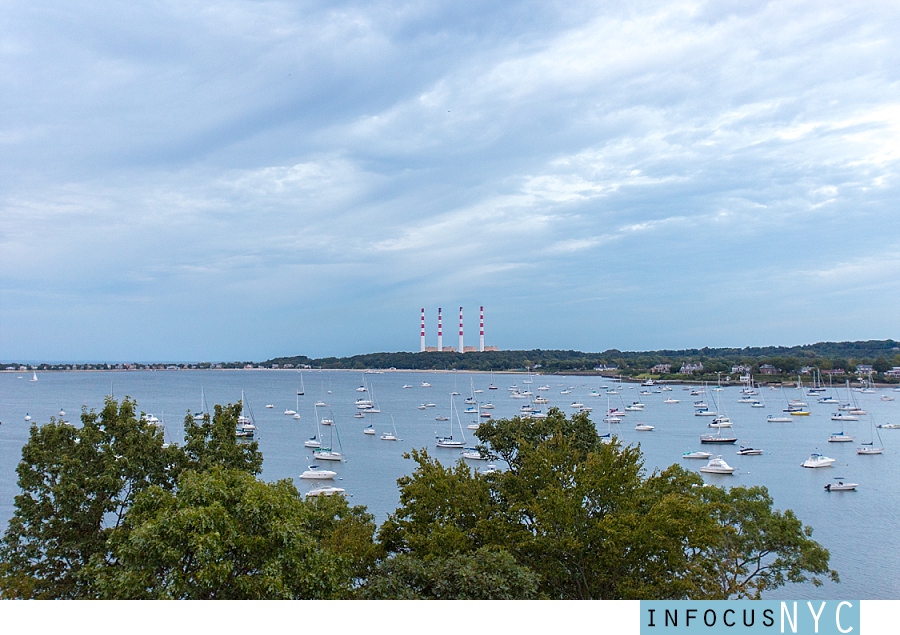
[{"x1": 264, "y1": 339, "x2": 900, "y2": 377}]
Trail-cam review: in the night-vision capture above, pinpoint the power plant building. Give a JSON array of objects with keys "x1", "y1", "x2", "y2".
[{"x1": 419, "y1": 306, "x2": 498, "y2": 352}]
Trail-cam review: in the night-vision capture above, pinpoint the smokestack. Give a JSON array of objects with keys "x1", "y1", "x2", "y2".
[
  {"x1": 458, "y1": 307, "x2": 464, "y2": 353},
  {"x1": 420, "y1": 308, "x2": 425, "y2": 352},
  {"x1": 479, "y1": 306, "x2": 484, "y2": 352},
  {"x1": 438, "y1": 308, "x2": 443, "y2": 351}
]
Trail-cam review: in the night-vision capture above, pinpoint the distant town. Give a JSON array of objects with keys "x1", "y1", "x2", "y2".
[{"x1": 5, "y1": 339, "x2": 900, "y2": 384}]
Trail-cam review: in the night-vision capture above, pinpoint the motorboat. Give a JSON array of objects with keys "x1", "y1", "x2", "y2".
[
  {"x1": 461, "y1": 448, "x2": 486, "y2": 460},
  {"x1": 481, "y1": 403, "x2": 494, "y2": 409},
  {"x1": 881, "y1": 395, "x2": 895, "y2": 401},
  {"x1": 421, "y1": 382, "x2": 431, "y2": 387},
  {"x1": 353, "y1": 412, "x2": 365, "y2": 418},
  {"x1": 767, "y1": 414, "x2": 793, "y2": 423},
  {"x1": 306, "y1": 486, "x2": 345, "y2": 497},
  {"x1": 682, "y1": 450, "x2": 712, "y2": 460},
  {"x1": 634, "y1": 423, "x2": 654, "y2": 431},
  {"x1": 265, "y1": 404, "x2": 274, "y2": 409},
  {"x1": 824, "y1": 481, "x2": 857, "y2": 492},
  {"x1": 750, "y1": 401, "x2": 765, "y2": 408},
  {"x1": 700, "y1": 431, "x2": 737, "y2": 444},
  {"x1": 831, "y1": 413, "x2": 859, "y2": 421},
  {"x1": 801, "y1": 453, "x2": 835, "y2": 468},
  {"x1": 700, "y1": 456, "x2": 736, "y2": 474},
  {"x1": 435, "y1": 414, "x2": 449, "y2": 421},
  {"x1": 402, "y1": 384, "x2": 413, "y2": 389},
  {"x1": 300, "y1": 465, "x2": 336, "y2": 479},
  {"x1": 878, "y1": 423, "x2": 900, "y2": 429},
  {"x1": 736, "y1": 446, "x2": 763, "y2": 456},
  {"x1": 828, "y1": 431, "x2": 854, "y2": 442},
  {"x1": 664, "y1": 398, "x2": 680, "y2": 404},
  {"x1": 482, "y1": 464, "x2": 499, "y2": 474}
]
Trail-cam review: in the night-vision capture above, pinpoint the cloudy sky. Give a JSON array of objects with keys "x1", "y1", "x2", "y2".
[{"x1": 2, "y1": 1, "x2": 899, "y2": 362}]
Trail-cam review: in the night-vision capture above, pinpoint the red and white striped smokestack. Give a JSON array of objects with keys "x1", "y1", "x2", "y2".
[
  {"x1": 458, "y1": 306, "x2": 464, "y2": 353},
  {"x1": 420, "y1": 308, "x2": 425, "y2": 352},
  {"x1": 437, "y1": 308, "x2": 443, "y2": 351},
  {"x1": 479, "y1": 306, "x2": 484, "y2": 352}
]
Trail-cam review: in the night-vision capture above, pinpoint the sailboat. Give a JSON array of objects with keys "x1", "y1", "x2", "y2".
[
  {"x1": 488, "y1": 369, "x2": 498, "y2": 390},
  {"x1": 381, "y1": 415, "x2": 399, "y2": 441},
  {"x1": 194, "y1": 388, "x2": 208, "y2": 421},
  {"x1": 305, "y1": 405, "x2": 323, "y2": 448},
  {"x1": 292, "y1": 392, "x2": 302, "y2": 420},
  {"x1": 30, "y1": 371, "x2": 37, "y2": 382},
  {"x1": 297, "y1": 371, "x2": 305, "y2": 396},
  {"x1": 314, "y1": 412, "x2": 344, "y2": 461},
  {"x1": 857, "y1": 415, "x2": 885, "y2": 455},
  {"x1": 436, "y1": 397, "x2": 466, "y2": 448},
  {"x1": 235, "y1": 391, "x2": 256, "y2": 439}
]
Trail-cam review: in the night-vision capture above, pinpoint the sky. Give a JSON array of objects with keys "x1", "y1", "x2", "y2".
[{"x1": 1, "y1": 1, "x2": 899, "y2": 362}]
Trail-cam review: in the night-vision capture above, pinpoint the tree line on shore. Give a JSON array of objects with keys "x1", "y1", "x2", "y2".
[
  {"x1": 266, "y1": 339, "x2": 900, "y2": 381},
  {"x1": 1, "y1": 399, "x2": 836, "y2": 599}
]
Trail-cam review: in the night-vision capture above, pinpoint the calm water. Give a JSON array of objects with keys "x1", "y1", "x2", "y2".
[{"x1": 1, "y1": 369, "x2": 898, "y2": 599}]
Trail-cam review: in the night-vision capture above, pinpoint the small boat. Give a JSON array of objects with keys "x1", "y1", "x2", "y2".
[
  {"x1": 313, "y1": 448, "x2": 343, "y2": 461},
  {"x1": 664, "y1": 398, "x2": 679, "y2": 404},
  {"x1": 293, "y1": 412, "x2": 301, "y2": 420},
  {"x1": 381, "y1": 416, "x2": 400, "y2": 441},
  {"x1": 736, "y1": 446, "x2": 763, "y2": 456},
  {"x1": 750, "y1": 401, "x2": 765, "y2": 408},
  {"x1": 418, "y1": 404, "x2": 427, "y2": 410},
  {"x1": 363, "y1": 425, "x2": 375, "y2": 435},
  {"x1": 425, "y1": 403, "x2": 436, "y2": 408},
  {"x1": 320, "y1": 418, "x2": 333, "y2": 426},
  {"x1": 58, "y1": 409, "x2": 66, "y2": 417},
  {"x1": 767, "y1": 414, "x2": 793, "y2": 422},
  {"x1": 878, "y1": 423, "x2": 900, "y2": 429},
  {"x1": 402, "y1": 384, "x2": 413, "y2": 389},
  {"x1": 682, "y1": 450, "x2": 711, "y2": 459},
  {"x1": 480, "y1": 411, "x2": 492, "y2": 418},
  {"x1": 315, "y1": 401, "x2": 326, "y2": 407},
  {"x1": 802, "y1": 453, "x2": 835, "y2": 468},
  {"x1": 634, "y1": 423, "x2": 654, "y2": 431},
  {"x1": 831, "y1": 413, "x2": 859, "y2": 421},
  {"x1": 30, "y1": 372, "x2": 38, "y2": 382},
  {"x1": 481, "y1": 403, "x2": 494, "y2": 409},
  {"x1": 306, "y1": 486, "x2": 345, "y2": 497},
  {"x1": 700, "y1": 456, "x2": 735, "y2": 474},
  {"x1": 700, "y1": 430, "x2": 737, "y2": 444},
  {"x1": 435, "y1": 414, "x2": 449, "y2": 421},
  {"x1": 24, "y1": 413, "x2": 32, "y2": 421},
  {"x1": 300, "y1": 465, "x2": 336, "y2": 480},
  {"x1": 421, "y1": 382, "x2": 431, "y2": 387},
  {"x1": 265, "y1": 404, "x2": 274, "y2": 409},
  {"x1": 354, "y1": 412, "x2": 365, "y2": 418},
  {"x1": 461, "y1": 448, "x2": 486, "y2": 460},
  {"x1": 304, "y1": 436, "x2": 321, "y2": 448},
  {"x1": 881, "y1": 395, "x2": 895, "y2": 402},
  {"x1": 482, "y1": 464, "x2": 499, "y2": 474},
  {"x1": 824, "y1": 481, "x2": 857, "y2": 492},
  {"x1": 603, "y1": 416, "x2": 622, "y2": 424},
  {"x1": 828, "y1": 432, "x2": 854, "y2": 442},
  {"x1": 570, "y1": 402, "x2": 584, "y2": 408}
]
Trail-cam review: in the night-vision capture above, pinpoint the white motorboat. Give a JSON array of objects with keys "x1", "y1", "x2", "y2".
[
  {"x1": 682, "y1": 450, "x2": 712, "y2": 460},
  {"x1": 700, "y1": 456, "x2": 735, "y2": 474},
  {"x1": 265, "y1": 404, "x2": 274, "y2": 409},
  {"x1": 828, "y1": 431, "x2": 854, "y2": 442},
  {"x1": 824, "y1": 481, "x2": 857, "y2": 492},
  {"x1": 736, "y1": 446, "x2": 763, "y2": 456},
  {"x1": 461, "y1": 448, "x2": 487, "y2": 460},
  {"x1": 402, "y1": 384, "x2": 412, "y2": 389},
  {"x1": 300, "y1": 465, "x2": 336, "y2": 479},
  {"x1": 802, "y1": 453, "x2": 835, "y2": 468},
  {"x1": 877, "y1": 423, "x2": 900, "y2": 429},
  {"x1": 306, "y1": 486, "x2": 345, "y2": 497},
  {"x1": 435, "y1": 414, "x2": 449, "y2": 421},
  {"x1": 881, "y1": 395, "x2": 895, "y2": 401},
  {"x1": 831, "y1": 413, "x2": 859, "y2": 421},
  {"x1": 635, "y1": 423, "x2": 654, "y2": 431},
  {"x1": 664, "y1": 398, "x2": 680, "y2": 404},
  {"x1": 421, "y1": 382, "x2": 431, "y2": 387},
  {"x1": 315, "y1": 401, "x2": 326, "y2": 407},
  {"x1": 767, "y1": 414, "x2": 793, "y2": 423}
]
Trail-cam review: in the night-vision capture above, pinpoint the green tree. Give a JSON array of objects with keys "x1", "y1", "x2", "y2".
[
  {"x1": 93, "y1": 468, "x2": 376, "y2": 599},
  {"x1": 378, "y1": 409, "x2": 836, "y2": 600},
  {"x1": 359, "y1": 547, "x2": 540, "y2": 599},
  {"x1": 0, "y1": 398, "x2": 178, "y2": 598},
  {"x1": 698, "y1": 485, "x2": 837, "y2": 598},
  {"x1": 179, "y1": 403, "x2": 262, "y2": 476}
]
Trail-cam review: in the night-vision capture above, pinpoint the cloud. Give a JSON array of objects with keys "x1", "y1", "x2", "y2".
[{"x1": 1, "y1": 0, "x2": 900, "y2": 359}]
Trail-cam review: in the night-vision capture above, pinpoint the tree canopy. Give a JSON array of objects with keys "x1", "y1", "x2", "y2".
[{"x1": 1, "y1": 400, "x2": 837, "y2": 599}]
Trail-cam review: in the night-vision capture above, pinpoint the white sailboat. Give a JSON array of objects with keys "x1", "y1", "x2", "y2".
[
  {"x1": 297, "y1": 371, "x2": 305, "y2": 396},
  {"x1": 314, "y1": 413, "x2": 344, "y2": 461},
  {"x1": 857, "y1": 416, "x2": 885, "y2": 455},
  {"x1": 235, "y1": 391, "x2": 256, "y2": 439},
  {"x1": 436, "y1": 396, "x2": 466, "y2": 448},
  {"x1": 194, "y1": 388, "x2": 208, "y2": 421},
  {"x1": 381, "y1": 415, "x2": 400, "y2": 441},
  {"x1": 305, "y1": 405, "x2": 323, "y2": 448},
  {"x1": 30, "y1": 371, "x2": 37, "y2": 382}
]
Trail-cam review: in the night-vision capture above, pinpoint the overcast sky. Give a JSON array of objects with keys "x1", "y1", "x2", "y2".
[{"x1": 2, "y1": 1, "x2": 899, "y2": 362}]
